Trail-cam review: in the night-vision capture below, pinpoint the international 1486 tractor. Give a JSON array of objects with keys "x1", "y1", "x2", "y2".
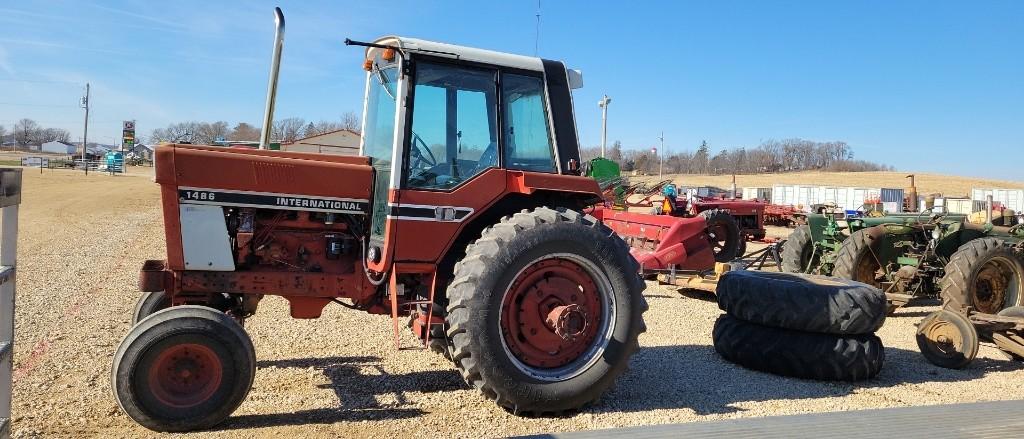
[{"x1": 112, "y1": 9, "x2": 649, "y2": 432}]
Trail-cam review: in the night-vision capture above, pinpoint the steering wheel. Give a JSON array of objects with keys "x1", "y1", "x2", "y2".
[{"x1": 409, "y1": 133, "x2": 437, "y2": 170}]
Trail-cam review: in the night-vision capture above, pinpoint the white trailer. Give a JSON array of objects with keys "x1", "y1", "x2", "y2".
[{"x1": 972, "y1": 188, "x2": 1024, "y2": 212}]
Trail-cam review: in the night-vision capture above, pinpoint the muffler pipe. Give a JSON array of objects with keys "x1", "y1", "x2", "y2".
[{"x1": 259, "y1": 7, "x2": 286, "y2": 150}]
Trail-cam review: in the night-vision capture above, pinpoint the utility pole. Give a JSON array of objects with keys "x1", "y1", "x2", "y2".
[
  {"x1": 598, "y1": 95, "x2": 611, "y2": 158},
  {"x1": 658, "y1": 131, "x2": 664, "y2": 177},
  {"x1": 81, "y1": 83, "x2": 90, "y2": 173}
]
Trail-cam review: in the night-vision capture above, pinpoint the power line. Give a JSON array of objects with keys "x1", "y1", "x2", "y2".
[
  {"x1": 0, "y1": 102, "x2": 80, "y2": 108},
  {"x1": 0, "y1": 78, "x2": 82, "y2": 86}
]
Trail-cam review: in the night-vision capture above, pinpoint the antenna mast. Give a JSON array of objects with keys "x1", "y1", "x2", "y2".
[{"x1": 534, "y1": 0, "x2": 541, "y2": 56}]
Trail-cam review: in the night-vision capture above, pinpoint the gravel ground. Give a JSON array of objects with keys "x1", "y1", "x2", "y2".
[{"x1": 7, "y1": 171, "x2": 1024, "y2": 438}]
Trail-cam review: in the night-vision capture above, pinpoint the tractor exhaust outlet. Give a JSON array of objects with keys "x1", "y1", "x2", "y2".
[{"x1": 259, "y1": 7, "x2": 286, "y2": 150}]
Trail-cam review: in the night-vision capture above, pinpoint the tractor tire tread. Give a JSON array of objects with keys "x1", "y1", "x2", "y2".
[
  {"x1": 713, "y1": 314, "x2": 884, "y2": 381},
  {"x1": 717, "y1": 270, "x2": 887, "y2": 335}
]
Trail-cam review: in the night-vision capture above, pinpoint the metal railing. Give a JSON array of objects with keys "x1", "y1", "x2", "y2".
[{"x1": 0, "y1": 169, "x2": 22, "y2": 438}]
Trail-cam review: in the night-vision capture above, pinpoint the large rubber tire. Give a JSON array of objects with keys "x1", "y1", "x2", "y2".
[
  {"x1": 940, "y1": 238, "x2": 1024, "y2": 315},
  {"x1": 717, "y1": 270, "x2": 887, "y2": 335},
  {"x1": 132, "y1": 292, "x2": 239, "y2": 326},
  {"x1": 832, "y1": 227, "x2": 887, "y2": 289},
  {"x1": 700, "y1": 208, "x2": 742, "y2": 262},
  {"x1": 111, "y1": 305, "x2": 256, "y2": 432},
  {"x1": 781, "y1": 225, "x2": 817, "y2": 273},
  {"x1": 446, "y1": 207, "x2": 647, "y2": 414},
  {"x1": 132, "y1": 291, "x2": 172, "y2": 325},
  {"x1": 712, "y1": 314, "x2": 885, "y2": 381}
]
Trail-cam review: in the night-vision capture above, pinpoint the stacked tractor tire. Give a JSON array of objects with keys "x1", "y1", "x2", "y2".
[{"x1": 712, "y1": 271, "x2": 888, "y2": 381}]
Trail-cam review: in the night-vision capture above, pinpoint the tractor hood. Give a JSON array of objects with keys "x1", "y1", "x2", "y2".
[{"x1": 154, "y1": 144, "x2": 374, "y2": 210}]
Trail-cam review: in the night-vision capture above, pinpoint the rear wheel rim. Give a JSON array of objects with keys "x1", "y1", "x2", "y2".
[
  {"x1": 853, "y1": 254, "x2": 884, "y2": 288},
  {"x1": 147, "y1": 343, "x2": 223, "y2": 408},
  {"x1": 499, "y1": 254, "x2": 615, "y2": 382},
  {"x1": 973, "y1": 256, "x2": 1020, "y2": 314}
]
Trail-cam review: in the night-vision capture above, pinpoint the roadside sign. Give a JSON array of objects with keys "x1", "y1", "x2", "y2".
[
  {"x1": 21, "y1": 157, "x2": 48, "y2": 167},
  {"x1": 122, "y1": 120, "x2": 136, "y2": 151}
]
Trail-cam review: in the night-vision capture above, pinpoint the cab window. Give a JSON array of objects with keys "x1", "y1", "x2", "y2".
[
  {"x1": 502, "y1": 73, "x2": 555, "y2": 173},
  {"x1": 406, "y1": 62, "x2": 498, "y2": 190}
]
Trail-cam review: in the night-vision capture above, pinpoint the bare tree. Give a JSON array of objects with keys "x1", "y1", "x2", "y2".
[
  {"x1": 196, "y1": 121, "x2": 230, "y2": 144},
  {"x1": 0, "y1": 125, "x2": 6, "y2": 147},
  {"x1": 14, "y1": 118, "x2": 39, "y2": 146},
  {"x1": 229, "y1": 122, "x2": 260, "y2": 141},
  {"x1": 271, "y1": 117, "x2": 306, "y2": 142},
  {"x1": 38, "y1": 128, "x2": 70, "y2": 143},
  {"x1": 341, "y1": 111, "x2": 361, "y2": 133}
]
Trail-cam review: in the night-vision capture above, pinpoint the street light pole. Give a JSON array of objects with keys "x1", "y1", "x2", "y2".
[
  {"x1": 81, "y1": 83, "x2": 90, "y2": 173},
  {"x1": 658, "y1": 131, "x2": 664, "y2": 177},
  {"x1": 598, "y1": 95, "x2": 611, "y2": 158}
]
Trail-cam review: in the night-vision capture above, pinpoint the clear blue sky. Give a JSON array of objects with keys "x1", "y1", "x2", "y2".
[{"x1": 1, "y1": 1, "x2": 1021, "y2": 178}]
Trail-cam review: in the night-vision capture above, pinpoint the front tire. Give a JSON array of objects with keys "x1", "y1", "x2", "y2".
[
  {"x1": 940, "y1": 238, "x2": 1024, "y2": 315},
  {"x1": 132, "y1": 291, "x2": 172, "y2": 325},
  {"x1": 111, "y1": 306, "x2": 256, "y2": 432},
  {"x1": 781, "y1": 225, "x2": 817, "y2": 273},
  {"x1": 446, "y1": 207, "x2": 646, "y2": 414}
]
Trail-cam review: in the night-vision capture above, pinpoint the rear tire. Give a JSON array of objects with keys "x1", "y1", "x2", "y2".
[
  {"x1": 717, "y1": 270, "x2": 887, "y2": 335},
  {"x1": 940, "y1": 238, "x2": 1024, "y2": 315},
  {"x1": 699, "y1": 209, "x2": 741, "y2": 262},
  {"x1": 832, "y1": 227, "x2": 886, "y2": 289},
  {"x1": 111, "y1": 305, "x2": 256, "y2": 432},
  {"x1": 446, "y1": 207, "x2": 646, "y2": 414},
  {"x1": 712, "y1": 314, "x2": 884, "y2": 381},
  {"x1": 781, "y1": 225, "x2": 817, "y2": 274}
]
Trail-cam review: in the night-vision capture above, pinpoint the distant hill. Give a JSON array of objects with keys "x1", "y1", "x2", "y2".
[{"x1": 632, "y1": 171, "x2": 1024, "y2": 198}]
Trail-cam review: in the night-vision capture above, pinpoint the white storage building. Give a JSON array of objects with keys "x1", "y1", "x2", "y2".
[
  {"x1": 40, "y1": 141, "x2": 76, "y2": 155},
  {"x1": 972, "y1": 188, "x2": 1024, "y2": 213}
]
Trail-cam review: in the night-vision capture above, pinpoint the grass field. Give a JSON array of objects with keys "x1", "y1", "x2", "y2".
[{"x1": 634, "y1": 171, "x2": 1024, "y2": 198}]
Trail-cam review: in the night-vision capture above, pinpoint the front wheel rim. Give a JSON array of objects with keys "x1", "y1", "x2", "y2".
[
  {"x1": 147, "y1": 343, "x2": 223, "y2": 408},
  {"x1": 499, "y1": 254, "x2": 615, "y2": 382}
]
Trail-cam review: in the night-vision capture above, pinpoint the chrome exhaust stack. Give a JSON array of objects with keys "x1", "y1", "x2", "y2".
[{"x1": 259, "y1": 7, "x2": 286, "y2": 150}]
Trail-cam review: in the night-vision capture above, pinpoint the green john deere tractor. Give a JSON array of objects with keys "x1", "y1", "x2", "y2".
[
  {"x1": 781, "y1": 208, "x2": 966, "y2": 276},
  {"x1": 830, "y1": 210, "x2": 1024, "y2": 314}
]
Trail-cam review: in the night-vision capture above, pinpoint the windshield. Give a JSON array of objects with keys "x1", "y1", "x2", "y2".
[{"x1": 363, "y1": 65, "x2": 398, "y2": 244}]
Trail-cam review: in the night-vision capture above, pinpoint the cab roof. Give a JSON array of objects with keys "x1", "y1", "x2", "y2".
[{"x1": 369, "y1": 36, "x2": 545, "y2": 72}]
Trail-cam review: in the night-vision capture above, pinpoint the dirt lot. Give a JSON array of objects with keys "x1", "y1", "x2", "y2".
[{"x1": 7, "y1": 169, "x2": 1024, "y2": 438}]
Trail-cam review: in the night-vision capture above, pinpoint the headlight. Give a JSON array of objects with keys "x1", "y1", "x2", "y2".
[{"x1": 932, "y1": 227, "x2": 941, "y2": 240}]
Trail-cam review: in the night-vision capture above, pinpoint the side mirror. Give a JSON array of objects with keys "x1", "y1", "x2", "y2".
[{"x1": 567, "y1": 69, "x2": 584, "y2": 90}]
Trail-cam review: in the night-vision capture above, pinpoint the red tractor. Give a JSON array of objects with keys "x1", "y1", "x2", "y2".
[{"x1": 112, "y1": 12, "x2": 651, "y2": 432}]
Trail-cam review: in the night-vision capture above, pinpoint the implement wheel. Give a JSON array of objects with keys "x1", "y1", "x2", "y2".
[
  {"x1": 700, "y1": 208, "x2": 741, "y2": 262},
  {"x1": 112, "y1": 306, "x2": 256, "y2": 432},
  {"x1": 447, "y1": 207, "x2": 646, "y2": 414},
  {"x1": 941, "y1": 238, "x2": 1024, "y2": 315},
  {"x1": 916, "y1": 309, "x2": 979, "y2": 369}
]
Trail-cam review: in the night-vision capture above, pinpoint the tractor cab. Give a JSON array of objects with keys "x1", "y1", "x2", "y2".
[{"x1": 350, "y1": 36, "x2": 591, "y2": 273}]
